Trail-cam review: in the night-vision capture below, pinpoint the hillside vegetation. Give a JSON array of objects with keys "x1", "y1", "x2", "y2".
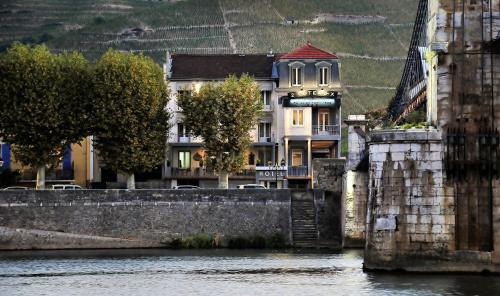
[{"x1": 0, "y1": 0, "x2": 417, "y2": 126}]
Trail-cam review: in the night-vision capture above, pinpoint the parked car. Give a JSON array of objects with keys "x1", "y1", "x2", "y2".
[
  {"x1": 2, "y1": 186, "x2": 30, "y2": 190},
  {"x1": 237, "y1": 184, "x2": 267, "y2": 189},
  {"x1": 172, "y1": 185, "x2": 201, "y2": 190},
  {"x1": 52, "y1": 184, "x2": 83, "y2": 190}
]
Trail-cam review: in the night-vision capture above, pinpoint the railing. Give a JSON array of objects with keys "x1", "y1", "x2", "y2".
[
  {"x1": 20, "y1": 169, "x2": 74, "y2": 181},
  {"x1": 178, "y1": 135, "x2": 191, "y2": 143},
  {"x1": 168, "y1": 167, "x2": 256, "y2": 178},
  {"x1": 262, "y1": 105, "x2": 273, "y2": 112},
  {"x1": 258, "y1": 136, "x2": 274, "y2": 143},
  {"x1": 288, "y1": 166, "x2": 308, "y2": 177},
  {"x1": 312, "y1": 125, "x2": 340, "y2": 136}
]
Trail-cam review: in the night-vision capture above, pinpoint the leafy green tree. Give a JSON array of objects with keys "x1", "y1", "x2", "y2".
[
  {"x1": 0, "y1": 43, "x2": 92, "y2": 189},
  {"x1": 92, "y1": 49, "x2": 170, "y2": 189},
  {"x1": 177, "y1": 74, "x2": 262, "y2": 188}
]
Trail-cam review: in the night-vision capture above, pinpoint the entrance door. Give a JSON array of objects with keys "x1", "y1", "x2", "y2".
[{"x1": 318, "y1": 111, "x2": 330, "y2": 134}]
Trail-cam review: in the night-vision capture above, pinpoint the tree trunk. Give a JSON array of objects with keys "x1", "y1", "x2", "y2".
[
  {"x1": 218, "y1": 171, "x2": 229, "y2": 189},
  {"x1": 126, "y1": 173, "x2": 135, "y2": 190},
  {"x1": 36, "y1": 166, "x2": 46, "y2": 190}
]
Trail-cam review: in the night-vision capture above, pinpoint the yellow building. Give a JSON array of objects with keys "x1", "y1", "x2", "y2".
[{"x1": 0, "y1": 137, "x2": 94, "y2": 188}]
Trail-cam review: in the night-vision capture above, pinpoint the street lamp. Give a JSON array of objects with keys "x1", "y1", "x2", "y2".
[{"x1": 273, "y1": 161, "x2": 285, "y2": 189}]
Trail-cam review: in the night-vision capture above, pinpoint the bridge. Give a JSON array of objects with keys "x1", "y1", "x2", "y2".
[{"x1": 387, "y1": 0, "x2": 428, "y2": 124}]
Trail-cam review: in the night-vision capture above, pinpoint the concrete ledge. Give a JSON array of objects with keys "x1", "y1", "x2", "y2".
[
  {"x1": 0, "y1": 226, "x2": 162, "y2": 250},
  {"x1": 364, "y1": 251, "x2": 500, "y2": 273}
]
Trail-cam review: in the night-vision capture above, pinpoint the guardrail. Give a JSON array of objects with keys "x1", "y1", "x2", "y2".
[
  {"x1": 312, "y1": 125, "x2": 340, "y2": 136},
  {"x1": 287, "y1": 166, "x2": 308, "y2": 177}
]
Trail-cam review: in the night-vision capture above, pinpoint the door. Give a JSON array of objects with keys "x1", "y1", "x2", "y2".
[
  {"x1": 318, "y1": 111, "x2": 330, "y2": 134},
  {"x1": 291, "y1": 149, "x2": 303, "y2": 167}
]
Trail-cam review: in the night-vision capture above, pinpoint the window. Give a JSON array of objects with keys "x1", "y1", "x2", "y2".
[
  {"x1": 261, "y1": 91, "x2": 271, "y2": 106},
  {"x1": 292, "y1": 110, "x2": 304, "y2": 126},
  {"x1": 178, "y1": 151, "x2": 191, "y2": 169},
  {"x1": 292, "y1": 150, "x2": 303, "y2": 166},
  {"x1": 259, "y1": 122, "x2": 271, "y2": 138},
  {"x1": 258, "y1": 148, "x2": 273, "y2": 166},
  {"x1": 319, "y1": 67, "x2": 329, "y2": 85},
  {"x1": 291, "y1": 67, "x2": 302, "y2": 86},
  {"x1": 177, "y1": 90, "x2": 191, "y2": 98},
  {"x1": 248, "y1": 153, "x2": 255, "y2": 165},
  {"x1": 178, "y1": 123, "x2": 190, "y2": 138}
]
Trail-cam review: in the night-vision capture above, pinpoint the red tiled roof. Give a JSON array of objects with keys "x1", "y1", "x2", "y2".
[{"x1": 279, "y1": 42, "x2": 338, "y2": 60}]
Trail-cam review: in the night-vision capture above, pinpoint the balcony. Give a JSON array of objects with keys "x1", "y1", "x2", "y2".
[
  {"x1": 178, "y1": 135, "x2": 191, "y2": 143},
  {"x1": 167, "y1": 167, "x2": 255, "y2": 178},
  {"x1": 20, "y1": 169, "x2": 74, "y2": 181},
  {"x1": 258, "y1": 136, "x2": 274, "y2": 143},
  {"x1": 312, "y1": 125, "x2": 340, "y2": 136},
  {"x1": 262, "y1": 105, "x2": 273, "y2": 112},
  {"x1": 287, "y1": 166, "x2": 308, "y2": 177}
]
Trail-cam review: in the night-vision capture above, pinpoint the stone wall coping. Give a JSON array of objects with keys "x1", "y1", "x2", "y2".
[
  {"x1": 0, "y1": 189, "x2": 320, "y2": 204},
  {"x1": 367, "y1": 128, "x2": 442, "y2": 144}
]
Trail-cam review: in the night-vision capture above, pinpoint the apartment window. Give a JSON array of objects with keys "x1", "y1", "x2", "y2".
[
  {"x1": 259, "y1": 122, "x2": 271, "y2": 138},
  {"x1": 292, "y1": 109, "x2": 304, "y2": 127},
  {"x1": 261, "y1": 91, "x2": 271, "y2": 106},
  {"x1": 291, "y1": 67, "x2": 302, "y2": 86},
  {"x1": 178, "y1": 151, "x2": 191, "y2": 169},
  {"x1": 178, "y1": 123, "x2": 189, "y2": 137},
  {"x1": 258, "y1": 148, "x2": 273, "y2": 166},
  {"x1": 177, "y1": 90, "x2": 191, "y2": 99},
  {"x1": 319, "y1": 67, "x2": 329, "y2": 86}
]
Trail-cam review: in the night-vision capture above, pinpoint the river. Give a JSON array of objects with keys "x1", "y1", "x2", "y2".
[{"x1": 0, "y1": 249, "x2": 499, "y2": 296}]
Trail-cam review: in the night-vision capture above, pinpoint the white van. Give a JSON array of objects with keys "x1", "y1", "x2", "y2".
[{"x1": 52, "y1": 184, "x2": 83, "y2": 190}]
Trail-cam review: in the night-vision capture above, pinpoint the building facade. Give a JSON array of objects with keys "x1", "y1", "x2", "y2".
[
  {"x1": 0, "y1": 138, "x2": 93, "y2": 188},
  {"x1": 165, "y1": 43, "x2": 342, "y2": 189}
]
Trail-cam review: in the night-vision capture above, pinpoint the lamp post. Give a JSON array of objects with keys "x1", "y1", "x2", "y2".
[
  {"x1": 273, "y1": 163, "x2": 279, "y2": 188},
  {"x1": 273, "y1": 160, "x2": 286, "y2": 189}
]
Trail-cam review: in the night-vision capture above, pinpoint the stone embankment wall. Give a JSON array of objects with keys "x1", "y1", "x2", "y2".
[
  {"x1": 0, "y1": 189, "x2": 340, "y2": 250},
  {"x1": 343, "y1": 171, "x2": 368, "y2": 247},
  {"x1": 364, "y1": 129, "x2": 500, "y2": 272}
]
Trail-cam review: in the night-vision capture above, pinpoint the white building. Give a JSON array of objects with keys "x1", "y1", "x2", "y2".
[{"x1": 165, "y1": 42, "x2": 342, "y2": 189}]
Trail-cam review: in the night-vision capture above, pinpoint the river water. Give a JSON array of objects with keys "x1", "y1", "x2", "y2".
[{"x1": 0, "y1": 249, "x2": 499, "y2": 296}]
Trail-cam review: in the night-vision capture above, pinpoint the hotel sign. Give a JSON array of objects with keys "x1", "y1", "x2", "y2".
[
  {"x1": 288, "y1": 90, "x2": 338, "y2": 98},
  {"x1": 284, "y1": 91, "x2": 340, "y2": 108},
  {"x1": 255, "y1": 167, "x2": 287, "y2": 181}
]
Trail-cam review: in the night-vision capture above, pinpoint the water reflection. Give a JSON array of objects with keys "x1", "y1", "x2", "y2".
[{"x1": 0, "y1": 249, "x2": 498, "y2": 296}]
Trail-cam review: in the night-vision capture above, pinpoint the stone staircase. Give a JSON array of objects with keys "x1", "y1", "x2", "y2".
[{"x1": 291, "y1": 194, "x2": 318, "y2": 247}]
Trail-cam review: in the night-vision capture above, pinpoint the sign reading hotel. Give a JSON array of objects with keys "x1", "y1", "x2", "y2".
[
  {"x1": 283, "y1": 90, "x2": 341, "y2": 108},
  {"x1": 256, "y1": 168, "x2": 287, "y2": 180}
]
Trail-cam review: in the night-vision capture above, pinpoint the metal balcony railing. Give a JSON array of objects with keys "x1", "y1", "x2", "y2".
[
  {"x1": 168, "y1": 167, "x2": 256, "y2": 178},
  {"x1": 20, "y1": 169, "x2": 74, "y2": 181},
  {"x1": 287, "y1": 166, "x2": 308, "y2": 177},
  {"x1": 312, "y1": 125, "x2": 340, "y2": 136}
]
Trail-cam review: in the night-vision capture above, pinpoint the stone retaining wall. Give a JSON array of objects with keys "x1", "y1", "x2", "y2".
[{"x1": 0, "y1": 189, "x2": 340, "y2": 250}]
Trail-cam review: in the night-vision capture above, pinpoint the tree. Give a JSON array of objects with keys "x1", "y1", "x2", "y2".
[
  {"x1": 0, "y1": 43, "x2": 92, "y2": 189},
  {"x1": 92, "y1": 49, "x2": 170, "y2": 189},
  {"x1": 177, "y1": 74, "x2": 262, "y2": 188}
]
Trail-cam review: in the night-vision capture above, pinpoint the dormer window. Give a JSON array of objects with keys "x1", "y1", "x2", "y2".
[
  {"x1": 319, "y1": 67, "x2": 328, "y2": 86},
  {"x1": 315, "y1": 62, "x2": 332, "y2": 87},
  {"x1": 292, "y1": 67, "x2": 302, "y2": 86},
  {"x1": 289, "y1": 61, "x2": 305, "y2": 87}
]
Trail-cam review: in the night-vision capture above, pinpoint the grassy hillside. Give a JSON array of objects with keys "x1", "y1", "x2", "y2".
[{"x1": 0, "y1": 0, "x2": 417, "y2": 150}]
